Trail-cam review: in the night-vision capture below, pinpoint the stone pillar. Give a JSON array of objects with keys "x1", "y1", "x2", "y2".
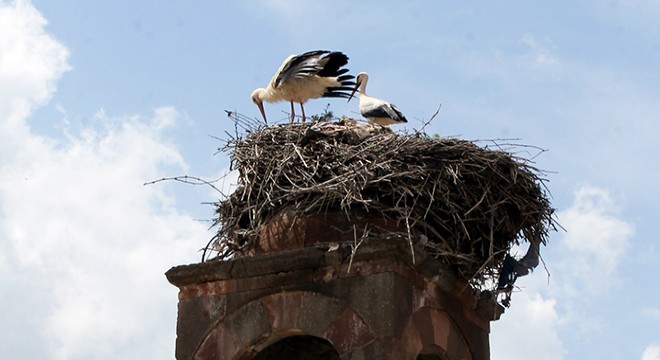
[{"x1": 166, "y1": 238, "x2": 502, "y2": 359}]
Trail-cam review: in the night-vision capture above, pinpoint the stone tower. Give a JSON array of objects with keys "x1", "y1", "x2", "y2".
[
  {"x1": 166, "y1": 120, "x2": 554, "y2": 359},
  {"x1": 166, "y1": 217, "x2": 502, "y2": 359}
]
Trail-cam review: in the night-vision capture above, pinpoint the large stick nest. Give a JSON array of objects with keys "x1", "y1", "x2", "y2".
[{"x1": 210, "y1": 116, "x2": 557, "y2": 294}]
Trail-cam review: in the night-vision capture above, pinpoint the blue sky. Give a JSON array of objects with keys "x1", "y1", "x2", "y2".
[{"x1": 1, "y1": 1, "x2": 659, "y2": 359}]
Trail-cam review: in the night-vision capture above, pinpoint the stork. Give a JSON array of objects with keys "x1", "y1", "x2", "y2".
[
  {"x1": 348, "y1": 72, "x2": 408, "y2": 126},
  {"x1": 251, "y1": 50, "x2": 355, "y2": 124}
]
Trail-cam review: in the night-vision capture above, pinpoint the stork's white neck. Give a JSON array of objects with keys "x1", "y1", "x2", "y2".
[{"x1": 357, "y1": 72, "x2": 370, "y2": 95}]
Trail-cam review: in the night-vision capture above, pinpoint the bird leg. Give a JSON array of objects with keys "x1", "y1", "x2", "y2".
[
  {"x1": 289, "y1": 101, "x2": 296, "y2": 123},
  {"x1": 300, "y1": 103, "x2": 306, "y2": 123}
]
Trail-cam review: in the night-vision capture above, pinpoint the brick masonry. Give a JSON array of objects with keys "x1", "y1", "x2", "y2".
[{"x1": 166, "y1": 237, "x2": 503, "y2": 359}]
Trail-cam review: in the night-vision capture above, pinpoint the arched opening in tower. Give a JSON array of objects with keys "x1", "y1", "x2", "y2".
[
  {"x1": 250, "y1": 335, "x2": 340, "y2": 360},
  {"x1": 417, "y1": 345, "x2": 450, "y2": 360}
]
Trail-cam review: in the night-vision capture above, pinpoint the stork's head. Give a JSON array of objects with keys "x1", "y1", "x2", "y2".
[
  {"x1": 250, "y1": 88, "x2": 268, "y2": 124},
  {"x1": 348, "y1": 72, "x2": 369, "y2": 103}
]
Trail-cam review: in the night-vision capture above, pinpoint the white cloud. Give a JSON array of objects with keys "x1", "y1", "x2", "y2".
[
  {"x1": 0, "y1": 2, "x2": 209, "y2": 359},
  {"x1": 1, "y1": 107, "x2": 209, "y2": 359},
  {"x1": 556, "y1": 186, "x2": 634, "y2": 293},
  {"x1": 491, "y1": 290, "x2": 564, "y2": 360},
  {"x1": 492, "y1": 185, "x2": 634, "y2": 359},
  {"x1": 642, "y1": 344, "x2": 660, "y2": 360},
  {"x1": 0, "y1": 0, "x2": 70, "y2": 132},
  {"x1": 532, "y1": 185, "x2": 634, "y2": 343}
]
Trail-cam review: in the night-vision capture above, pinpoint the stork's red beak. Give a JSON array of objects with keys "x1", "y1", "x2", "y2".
[
  {"x1": 256, "y1": 101, "x2": 267, "y2": 124},
  {"x1": 347, "y1": 80, "x2": 360, "y2": 103}
]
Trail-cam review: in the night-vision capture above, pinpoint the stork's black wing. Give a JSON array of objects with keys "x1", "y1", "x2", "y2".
[
  {"x1": 274, "y1": 50, "x2": 329, "y2": 87},
  {"x1": 362, "y1": 103, "x2": 408, "y2": 122}
]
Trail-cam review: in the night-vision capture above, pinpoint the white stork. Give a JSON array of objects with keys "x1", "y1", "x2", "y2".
[
  {"x1": 251, "y1": 50, "x2": 355, "y2": 124},
  {"x1": 348, "y1": 72, "x2": 408, "y2": 126}
]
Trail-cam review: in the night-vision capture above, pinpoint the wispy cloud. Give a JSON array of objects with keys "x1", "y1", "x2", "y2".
[
  {"x1": 642, "y1": 308, "x2": 660, "y2": 320},
  {"x1": 518, "y1": 34, "x2": 563, "y2": 76},
  {"x1": 459, "y1": 33, "x2": 564, "y2": 85},
  {"x1": 590, "y1": 0, "x2": 660, "y2": 37},
  {"x1": 642, "y1": 343, "x2": 660, "y2": 360}
]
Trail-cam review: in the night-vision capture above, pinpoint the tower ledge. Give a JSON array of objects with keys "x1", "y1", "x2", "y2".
[{"x1": 166, "y1": 237, "x2": 503, "y2": 359}]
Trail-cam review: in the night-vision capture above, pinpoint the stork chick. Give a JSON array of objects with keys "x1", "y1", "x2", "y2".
[{"x1": 348, "y1": 72, "x2": 407, "y2": 126}]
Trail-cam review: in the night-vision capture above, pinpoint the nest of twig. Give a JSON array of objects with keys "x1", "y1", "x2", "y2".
[{"x1": 209, "y1": 114, "x2": 557, "y2": 295}]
